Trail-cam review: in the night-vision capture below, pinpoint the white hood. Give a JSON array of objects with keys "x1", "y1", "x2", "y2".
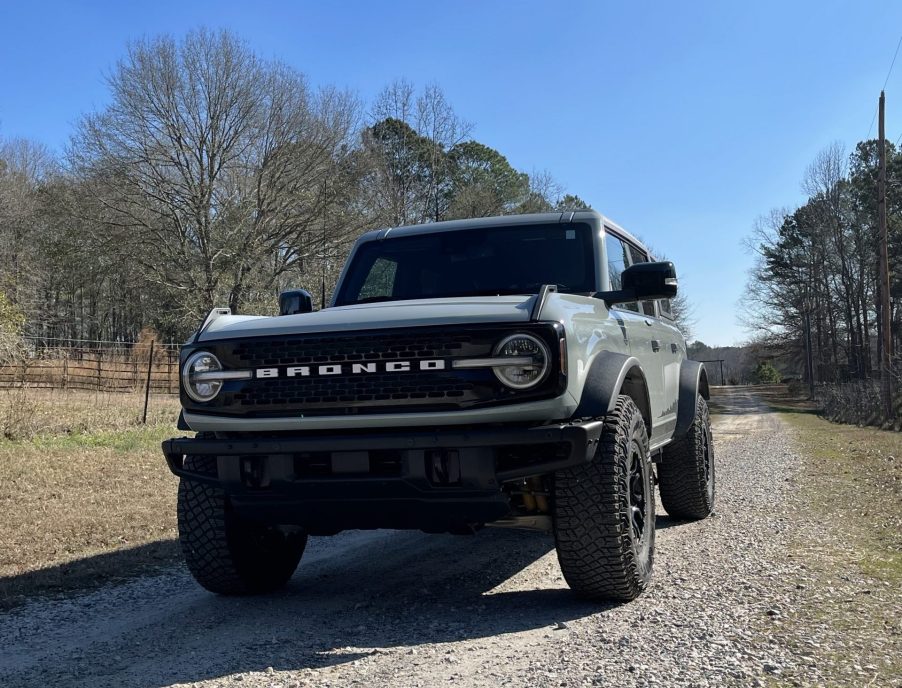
[{"x1": 198, "y1": 295, "x2": 537, "y2": 341}]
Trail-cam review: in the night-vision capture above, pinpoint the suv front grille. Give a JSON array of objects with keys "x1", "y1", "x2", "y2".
[{"x1": 184, "y1": 323, "x2": 564, "y2": 417}]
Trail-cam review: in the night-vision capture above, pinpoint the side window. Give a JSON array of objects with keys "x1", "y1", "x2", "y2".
[
  {"x1": 627, "y1": 244, "x2": 657, "y2": 317},
  {"x1": 659, "y1": 297, "x2": 674, "y2": 320},
  {"x1": 604, "y1": 232, "x2": 640, "y2": 312},
  {"x1": 357, "y1": 257, "x2": 398, "y2": 301},
  {"x1": 604, "y1": 232, "x2": 628, "y2": 290}
]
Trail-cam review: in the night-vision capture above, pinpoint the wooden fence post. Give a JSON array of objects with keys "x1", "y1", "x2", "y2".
[{"x1": 96, "y1": 350, "x2": 102, "y2": 391}]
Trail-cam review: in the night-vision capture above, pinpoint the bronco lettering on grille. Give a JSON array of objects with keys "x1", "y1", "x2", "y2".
[{"x1": 255, "y1": 359, "x2": 446, "y2": 379}]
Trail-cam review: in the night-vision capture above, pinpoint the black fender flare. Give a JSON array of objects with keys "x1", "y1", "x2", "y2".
[
  {"x1": 573, "y1": 352, "x2": 652, "y2": 430},
  {"x1": 674, "y1": 360, "x2": 710, "y2": 438}
]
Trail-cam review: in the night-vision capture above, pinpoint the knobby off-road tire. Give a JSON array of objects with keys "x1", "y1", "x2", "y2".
[
  {"x1": 658, "y1": 395, "x2": 715, "y2": 520},
  {"x1": 552, "y1": 395, "x2": 655, "y2": 601},
  {"x1": 177, "y1": 454, "x2": 307, "y2": 595}
]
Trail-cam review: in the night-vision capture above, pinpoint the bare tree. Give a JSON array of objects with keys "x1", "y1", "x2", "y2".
[
  {"x1": 0, "y1": 137, "x2": 56, "y2": 312},
  {"x1": 69, "y1": 29, "x2": 360, "y2": 321},
  {"x1": 416, "y1": 84, "x2": 471, "y2": 221},
  {"x1": 516, "y1": 169, "x2": 562, "y2": 213},
  {"x1": 362, "y1": 80, "x2": 470, "y2": 226},
  {"x1": 643, "y1": 241, "x2": 696, "y2": 339},
  {"x1": 362, "y1": 81, "x2": 424, "y2": 227}
]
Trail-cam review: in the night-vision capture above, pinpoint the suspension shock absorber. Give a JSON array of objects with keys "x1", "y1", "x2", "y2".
[{"x1": 529, "y1": 476, "x2": 549, "y2": 513}]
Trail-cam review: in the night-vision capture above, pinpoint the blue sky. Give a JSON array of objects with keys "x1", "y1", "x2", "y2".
[{"x1": 1, "y1": 0, "x2": 900, "y2": 346}]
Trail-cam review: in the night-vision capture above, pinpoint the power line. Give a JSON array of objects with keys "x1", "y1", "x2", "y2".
[
  {"x1": 883, "y1": 35, "x2": 902, "y2": 91},
  {"x1": 868, "y1": 34, "x2": 902, "y2": 139}
]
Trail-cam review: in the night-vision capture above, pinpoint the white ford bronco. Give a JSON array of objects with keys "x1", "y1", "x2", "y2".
[{"x1": 163, "y1": 210, "x2": 713, "y2": 601}]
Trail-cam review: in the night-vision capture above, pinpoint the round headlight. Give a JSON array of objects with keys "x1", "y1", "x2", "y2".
[
  {"x1": 182, "y1": 351, "x2": 224, "y2": 402},
  {"x1": 492, "y1": 334, "x2": 550, "y2": 389}
]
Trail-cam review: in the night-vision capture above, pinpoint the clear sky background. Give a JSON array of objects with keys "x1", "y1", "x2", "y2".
[{"x1": 2, "y1": 0, "x2": 901, "y2": 346}]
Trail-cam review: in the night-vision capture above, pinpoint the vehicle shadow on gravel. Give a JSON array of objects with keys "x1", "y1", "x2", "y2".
[
  {"x1": 0, "y1": 540, "x2": 179, "y2": 610},
  {"x1": 655, "y1": 514, "x2": 688, "y2": 530},
  {"x1": 133, "y1": 529, "x2": 617, "y2": 686}
]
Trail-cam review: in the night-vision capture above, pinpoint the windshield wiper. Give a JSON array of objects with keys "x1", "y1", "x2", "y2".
[{"x1": 352, "y1": 296, "x2": 397, "y2": 304}]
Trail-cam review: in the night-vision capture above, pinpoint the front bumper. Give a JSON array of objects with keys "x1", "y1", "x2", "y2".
[{"x1": 162, "y1": 421, "x2": 602, "y2": 532}]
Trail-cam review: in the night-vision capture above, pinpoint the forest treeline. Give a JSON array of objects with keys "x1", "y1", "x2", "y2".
[
  {"x1": 744, "y1": 139, "x2": 902, "y2": 384},
  {"x1": 0, "y1": 29, "x2": 604, "y2": 345}
]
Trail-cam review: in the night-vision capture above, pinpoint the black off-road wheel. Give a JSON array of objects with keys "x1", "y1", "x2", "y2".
[
  {"x1": 658, "y1": 395, "x2": 715, "y2": 520},
  {"x1": 552, "y1": 395, "x2": 655, "y2": 601},
  {"x1": 177, "y1": 454, "x2": 307, "y2": 595}
]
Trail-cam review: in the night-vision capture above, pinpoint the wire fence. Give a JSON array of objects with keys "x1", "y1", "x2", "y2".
[
  {"x1": 818, "y1": 364, "x2": 902, "y2": 430},
  {"x1": 697, "y1": 359, "x2": 726, "y2": 386},
  {"x1": 0, "y1": 336, "x2": 182, "y2": 394}
]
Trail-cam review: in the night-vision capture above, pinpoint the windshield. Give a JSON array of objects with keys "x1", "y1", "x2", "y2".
[{"x1": 334, "y1": 223, "x2": 596, "y2": 306}]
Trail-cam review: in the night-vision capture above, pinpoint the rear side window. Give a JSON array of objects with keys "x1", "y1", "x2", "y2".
[{"x1": 659, "y1": 297, "x2": 674, "y2": 320}]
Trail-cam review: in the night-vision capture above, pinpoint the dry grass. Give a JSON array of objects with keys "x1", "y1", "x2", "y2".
[
  {"x1": 0, "y1": 387, "x2": 181, "y2": 440},
  {"x1": 780, "y1": 407, "x2": 902, "y2": 583},
  {"x1": 761, "y1": 386, "x2": 902, "y2": 685},
  {"x1": 0, "y1": 389, "x2": 182, "y2": 607}
]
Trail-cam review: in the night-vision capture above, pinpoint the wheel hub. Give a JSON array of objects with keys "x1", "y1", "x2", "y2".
[{"x1": 628, "y1": 446, "x2": 647, "y2": 542}]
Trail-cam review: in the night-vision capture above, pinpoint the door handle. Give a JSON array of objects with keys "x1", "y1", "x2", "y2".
[
  {"x1": 644, "y1": 319, "x2": 653, "y2": 326},
  {"x1": 651, "y1": 339, "x2": 661, "y2": 352},
  {"x1": 670, "y1": 342, "x2": 678, "y2": 354}
]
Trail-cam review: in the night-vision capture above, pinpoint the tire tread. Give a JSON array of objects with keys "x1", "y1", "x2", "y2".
[
  {"x1": 659, "y1": 396, "x2": 715, "y2": 520},
  {"x1": 177, "y1": 454, "x2": 305, "y2": 595},
  {"x1": 552, "y1": 396, "x2": 654, "y2": 601}
]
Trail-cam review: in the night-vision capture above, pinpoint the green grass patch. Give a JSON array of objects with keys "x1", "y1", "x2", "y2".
[
  {"x1": 777, "y1": 410, "x2": 901, "y2": 575},
  {"x1": 859, "y1": 550, "x2": 902, "y2": 583},
  {"x1": 25, "y1": 423, "x2": 176, "y2": 452}
]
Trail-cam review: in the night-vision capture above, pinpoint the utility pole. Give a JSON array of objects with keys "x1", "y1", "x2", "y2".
[
  {"x1": 804, "y1": 308, "x2": 815, "y2": 399},
  {"x1": 878, "y1": 90, "x2": 894, "y2": 419},
  {"x1": 321, "y1": 179, "x2": 327, "y2": 310}
]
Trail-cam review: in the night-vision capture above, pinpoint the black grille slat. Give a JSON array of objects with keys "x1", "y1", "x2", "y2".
[
  {"x1": 232, "y1": 331, "x2": 472, "y2": 368},
  {"x1": 234, "y1": 371, "x2": 476, "y2": 407}
]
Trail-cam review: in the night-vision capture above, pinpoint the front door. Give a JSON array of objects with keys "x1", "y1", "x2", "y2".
[{"x1": 604, "y1": 232, "x2": 666, "y2": 441}]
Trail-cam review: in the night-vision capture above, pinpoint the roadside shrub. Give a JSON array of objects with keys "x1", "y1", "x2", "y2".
[
  {"x1": 0, "y1": 387, "x2": 38, "y2": 440},
  {"x1": 753, "y1": 361, "x2": 782, "y2": 384},
  {"x1": 134, "y1": 327, "x2": 165, "y2": 367},
  {"x1": 0, "y1": 292, "x2": 35, "y2": 439}
]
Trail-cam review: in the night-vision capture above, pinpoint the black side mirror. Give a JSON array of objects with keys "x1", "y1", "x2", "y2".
[
  {"x1": 596, "y1": 261, "x2": 678, "y2": 306},
  {"x1": 279, "y1": 289, "x2": 314, "y2": 315}
]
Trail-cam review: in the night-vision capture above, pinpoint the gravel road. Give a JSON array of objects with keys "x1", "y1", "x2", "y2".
[{"x1": 0, "y1": 389, "x2": 865, "y2": 687}]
